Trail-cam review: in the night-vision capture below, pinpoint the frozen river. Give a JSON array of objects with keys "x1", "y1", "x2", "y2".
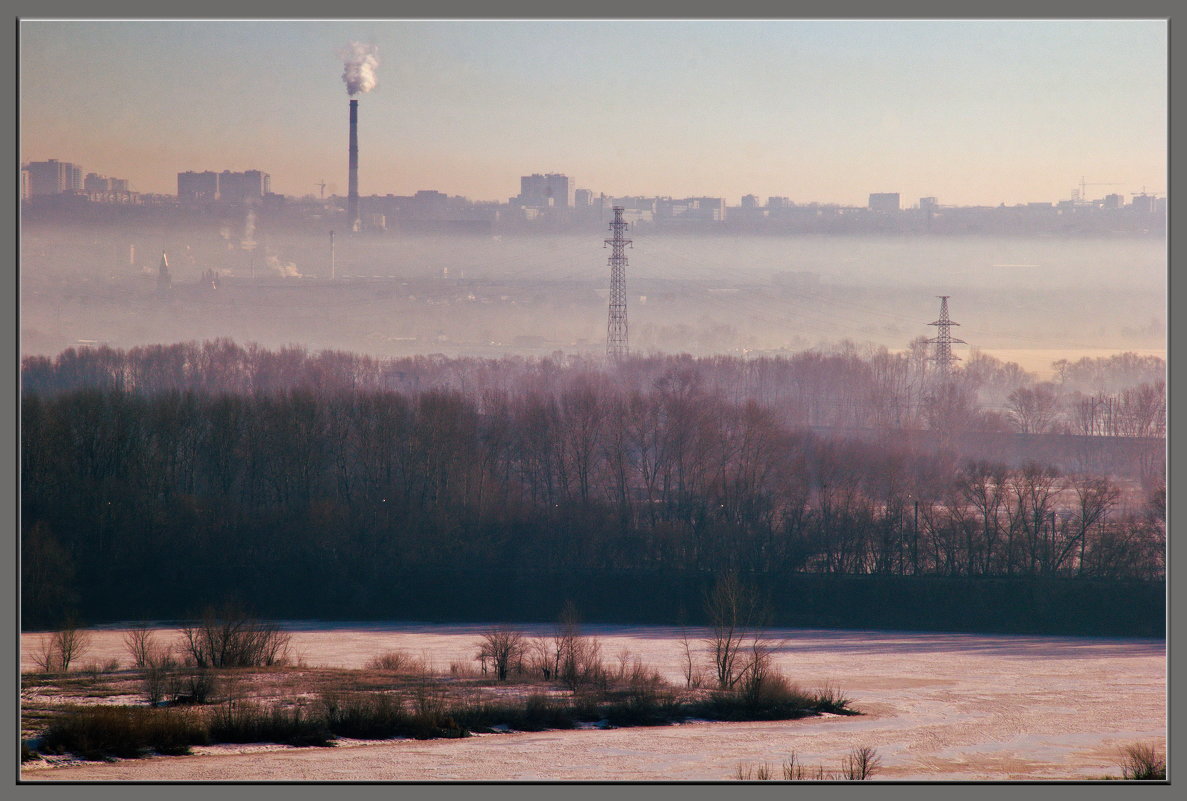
[{"x1": 21, "y1": 622, "x2": 1165, "y2": 781}]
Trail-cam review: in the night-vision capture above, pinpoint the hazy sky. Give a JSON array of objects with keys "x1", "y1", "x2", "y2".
[{"x1": 19, "y1": 19, "x2": 1167, "y2": 206}]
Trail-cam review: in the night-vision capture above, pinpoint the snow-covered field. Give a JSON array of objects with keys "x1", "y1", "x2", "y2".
[{"x1": 21, "y1": 623, "x2": 1166, "y2": 781}]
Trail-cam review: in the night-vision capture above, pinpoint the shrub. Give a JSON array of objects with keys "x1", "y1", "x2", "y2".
[
  {"x1": 321, "y1": 692, "x2": 407, "y2": 739},
  {"x1": 40, "y1": 706, "x2": 208, "y2": 760},
  {"x1": 455, "y1": 694, "x2": 576, "y2": 733},
  {"x1": 1119, "y1": 742, "x2": 1166, "y2": 780},
  {"x1": 813, "y1": 682, "x2": 854, "y2": 714},
  {"x1": 168, "y1": 669, "x2": 220, "y2": 705},
  {"x1": 141, "y1": 652, "x2": 181, "y2": 706},
  {"x1": 736, "y1": 653, "x2": 813, "y2": 715},
  {"x1": 602, "y1": 686, "x2": 680, "y2": 727},
  {"x1": 179, "y1": 606, "x2": 291, "y2": 668},
  {"x1": 207, "y1": 701, "x2": 331, "y2": 747},
  {"x1": 366, "y1": 650, "x2": 416, "y2": 672},
  {"x1": 448, "y1": 660, "x2": 481, "y2": 678}
]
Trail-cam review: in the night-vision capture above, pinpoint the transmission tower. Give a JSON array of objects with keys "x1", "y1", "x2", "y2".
[
  {"x1": 927, "y1": 295, "x2": 966, "y2": 382},
  {"x1": 605, "y1": 206, "x2": 631, "y2": 360}
]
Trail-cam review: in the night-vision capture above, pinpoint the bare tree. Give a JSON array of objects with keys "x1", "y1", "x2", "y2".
[
  {"x1": 476, "y1": 626, "x2": 527, "y2": 682},
  {"x1": 179, "y1": 605, "x2": 291, "y2": 668},
  {"x1": 123, "y1": 622, "x2": 157, "y2": 669},
  {"x1": 678, "y1": 627, "x2": 705, "y2": 688},
  {"x1": 841, "y1": 746, "x2": 882, "y2": 780},
  {"x1": 30, "y1": 634, "x2": 59, "y2": 673},
  {"x1": 550, "y1": 600, "x2": 581, "y2": 683},
  {"x1": 51, "y1": 620, "x2": 92, "y2": 672},
  {"x1": 1006, "y1": 384, "x2": 1060, "y2": 434},
  {"x1": 703, "y1": 571, "x2": 768, "y2": 689},
  {"x1": 1066, "y1": 474, "x2": 1121, "y2": 576}
]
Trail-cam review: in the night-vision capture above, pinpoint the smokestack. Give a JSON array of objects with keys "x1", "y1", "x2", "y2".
[
  {"x1": 348, "y1": 99, "x2": 359, "y2": 232},
  {"x1": 340, "y1": 42, "x2": 377, "y2": 234}
]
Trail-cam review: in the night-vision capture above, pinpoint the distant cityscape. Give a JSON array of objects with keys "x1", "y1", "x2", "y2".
[{"x1": 21, "y1": 159, "x2": 1167, "y2": 236}]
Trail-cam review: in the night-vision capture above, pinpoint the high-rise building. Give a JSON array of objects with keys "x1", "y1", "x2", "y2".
[
  {"x1": 919, "y1": 197, "x2": 939, "y2": 210},
  {"x1": 177, "y1": 169, "x2": 270, "y2": 202},
  {"x1": 575, "y1": 188, "x2": 593, "y2": 208},
  {"x1": 657, "y1": 197, "x2": 726, "y2": 222},
  {"x1": 177, "y1": 171, "x2": 220, "y2": 201},
  {"x1": 516, "y1": 173, "x2": 574, "y2": 209},
  {"x1": 218, "y1": 170, "x2": 270, "y2": 203},
  {"x1": 869, "y1": 192, "x2": 901, "y2": 212},
  {"x1": 84, "y1": 173, "x2": 110, "y2": 194},
  {"x1": 1131, "y1": 194, "x2": 1159, "y2": 214},
  {"x1": 23, "y1": 159, "x2": 83, "y2": 197}
]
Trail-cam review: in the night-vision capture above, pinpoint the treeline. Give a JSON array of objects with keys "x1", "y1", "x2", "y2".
[
  {"x1": 21, "y1": 339, "x2": 1165, "y2": 437},
  {"x1": 21, "y1": 343, "x2": 1164, "y2": 629}
]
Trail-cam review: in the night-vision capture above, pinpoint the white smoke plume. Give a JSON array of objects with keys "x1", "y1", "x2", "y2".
[
  {"x1": 241, "y1": 210, "x2": 257, "y2": 250},
  {"x1": 341, "y1": 42, "x2": 379, "y2": 95},
  {"x1": 266, "y1": 254, "x2": 302, "y2": 278}
]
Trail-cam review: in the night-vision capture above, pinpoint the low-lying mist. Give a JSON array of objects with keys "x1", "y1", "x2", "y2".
[{"x1": 20, "y1": 222, "x2": 1165, "y2": 377}]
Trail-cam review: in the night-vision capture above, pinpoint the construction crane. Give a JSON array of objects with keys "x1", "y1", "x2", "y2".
[
  {"x1": 315, "y1": 179, "x2": 327, "y2": 200},
  {"x1": 1074, "y1": 176, "x2": 1122, "y2": 203},
  {"x1": 1131, "y1": 186, "x2": 1164, "y2": 199}
]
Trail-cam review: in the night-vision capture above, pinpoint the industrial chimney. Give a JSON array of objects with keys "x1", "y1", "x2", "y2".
[{"x1": 348, "y1": 99, "x2": 359, "y2": 232}]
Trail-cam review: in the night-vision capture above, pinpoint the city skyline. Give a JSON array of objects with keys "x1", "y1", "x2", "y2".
[{"x1": 19, "y1": 19, "x2": 1166, "y2": 206}]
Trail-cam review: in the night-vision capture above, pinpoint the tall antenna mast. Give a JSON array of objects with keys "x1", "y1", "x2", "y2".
[
  {"x1": 927, "y1": 295, "x2": 966, "y2": 382},
  {"x1": 605, "y1": 206, "x2": 631, "y2": 360}
]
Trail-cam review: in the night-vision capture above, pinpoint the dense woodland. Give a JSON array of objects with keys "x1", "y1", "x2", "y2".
[{"x1": 21, "y1": 341, "x2": 1165, "y2": 632}]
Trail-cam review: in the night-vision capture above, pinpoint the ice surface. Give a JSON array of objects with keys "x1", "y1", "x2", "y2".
[{"x1": 21, "y1": 623, "x2": 1165, "y2": 781}]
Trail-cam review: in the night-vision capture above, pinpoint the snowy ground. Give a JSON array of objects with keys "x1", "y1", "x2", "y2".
[{"x1": 20, "y1": 623, "x2": 1165, "y2": 781}]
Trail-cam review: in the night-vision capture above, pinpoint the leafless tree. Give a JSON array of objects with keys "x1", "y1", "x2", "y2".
[
  {"x1": 678, "y1": 628, "x2": 705, "y2": 689},
  {"x1": 1007, "y1": 384, "x2": 1061, "y2": 434},
  {"x1": 52, "y1": 621, "x2": 92, "y2": 672},
  {"x1": 841, "y1": 746, "x2": 882, "y2": 780},
  {"x1": 30, "y1": 634, "x2": 59, "y2": 673},
  {"x1": 123, "y1": 622, "x2": 157, "y2": 669},
  {"x1": 179, "y1": 605, "x2": 291, "y2": 668},
  {"x1": 1005, "y1": 462, "x2": 1064, "y2": 575},
  {"x1": 703, "y1": 571, "x2": 768, "y2": 689},
  {"x1": 476, "y1": 626, "x2": 527, "y2": 682},
  {"x1": 1066, "y1": 474, "x2": 1121, "y2": 575}
]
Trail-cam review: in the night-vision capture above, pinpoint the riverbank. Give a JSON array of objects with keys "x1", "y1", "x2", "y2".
[
  {"x1": 21, "y1": 658, "x2": 855, "y2": 765},
  {"x1": 57, "y1": 573, "x2": 1166, "y2": 640},
  {"x1": 20, "y1": 624, "x2": 1165, "y2": 781}
]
